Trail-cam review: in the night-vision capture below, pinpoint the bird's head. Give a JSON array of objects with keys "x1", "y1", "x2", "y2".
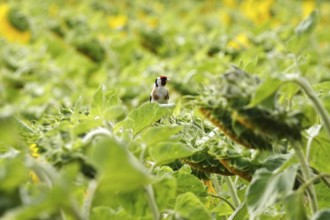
[{"x1": 155, "y1": 76, "x2": 169, "y2": 87}]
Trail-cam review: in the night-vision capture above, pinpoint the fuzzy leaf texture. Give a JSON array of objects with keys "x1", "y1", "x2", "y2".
[
  {"x1": 88, "y1": 137, "x2": 152, "y2": 192},
  {"x1": 114, "y1": 103, "x2": 175, "y2": 135},
  {"x1": 246, "y1": 165, "x2": 299, "y2": 219}
]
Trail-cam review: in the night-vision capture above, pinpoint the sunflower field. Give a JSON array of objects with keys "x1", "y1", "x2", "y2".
[{"x1": 1, "y1": 0, "x2": 330, "y2": 219}]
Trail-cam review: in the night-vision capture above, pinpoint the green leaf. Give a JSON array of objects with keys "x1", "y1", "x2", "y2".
[
  {"x1": 322, "y1": 96, "x2": 330, "y2": 114},
  {"x1": 283, "y1": 192, "x2": 308, "y2": 220},
  {"x1": 89, "y1": 137, "x2": 151, "y2": 192},
  {"x1": 153, "y1": 176, "x2": 177, "y2": 210},
  {"x1": 73, "y1": 119, "x2": 103, "y2": 135},
  {"x1": 114, "y1": 103, "x2": 175, "y2": 135},
  {"x1": 141, "y1": 125, "x2": 182, "y2": 146},
  {"x1": 249, "y1": 78, "x2": 284, "y2": 108},
  {"x1": 262, "y1": 154, "x2": 293, "y2": 172},
  {"x1": 14, "y1": 117, "x2": 34, "y2": 134},
  {"x1": 91, "y1": 85, "x2": 105, "y2": 111},
  {"x1": 315, "y1": 182, "x2": 330, "y2": 210},
  {"x1": 149, "y1": 142, "x2": 197, "y2": 165},
  {"x1": 1, "y1": 164, "x2": 80, "y2": 220},
  {"x1": 91, "y1": 188, "x2": 151, "y2": 218},
  {"x1": 246, "y1": 165, "x2": 298, "y2": 218},
  {"x1": 313, "y1": 81, "x2": 330, "y2": 98},
  {"x1": 311, "y1": 210, "x2": 330, "y2": 220},
  {"x1": 0, "y1": 155, "x2": 29, "y2": 191},
  {"x1": 277, "y1": 83, "x2": 300, "y2": 105},
  {"x1": 0, "y1": 115, "x2": 21, "y2": 148},
  {"x1": 295, "y1": 10, "x2": 319, "y2": 36},
  {"x1": 309, "y1": 129, "x2": 330, "y2": 173},
  {"x1": 90, "y1": 207, "x2": 134, "y2": 220},
  {"x1": 91, "y1": 86, "x2": 125, "y2": 120},
  {"x1": 175, "y1": 192, "x2": 212, "y2": 220},
  {"x1": 173, "y1": 170, "x2": 207, "y2": 198},
  {"x1": 105, "y1": 105, "x2": 127, "y2": 121},
  {"x1": 212, "y1": 201, "x2": 234, "y2": 217},
  {"x1": 7, "y1": 8, "x2": 29, "y2": 32}
]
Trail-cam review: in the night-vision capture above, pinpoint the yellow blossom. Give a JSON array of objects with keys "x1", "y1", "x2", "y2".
[
  {"x1": 153, "y1": 2, "x2": 164, "y2": 13},
  {"x1": 142, "y1": 16, "x2": 159, "y2": 28},
  {"x1": 203, "y1": 180, "x2": 216, "y2": 194},
  {"x1": 219, "y1": 13, "x2": 232, "y2": 26},
  {"x1": 240, "y1": 0, "x2": 274, "y2": 24},
  {"x1": 137, "y1": 10, "x2": 160, "y2": 28},
  {"x1": 30, "y1": 171, "x2": 40, "y2": 183},
  {"x1": 223, "y1": 0, "x2": 237, "y2": 8},
  {"x1": 219, "y1": 0, "x2": 236, "y2": 26},
  {"x1": 320, "y1": 2, "x2": 330, "y2": 25},
  {"x1": 228, "y1": 33, "x2": 250, "y2": 50},
  {"x1": 29, "y1": 143, "x2": 39, "y2": 158},
  {"x1": 302, "y1": 0, "x2": 316, "y2": 18},
  {"x1": 48, "y1": 4, "x2": 59, "y2": 17},
  {"x1": 203, "y1": 179, "x2": 217, "y2": 208},
  {"x1": 29, "y1": 143, "x2": 40, "y2": 183},
  {"x1": 108, "y1": 15, "x2": 128, "y2": 30},
  {"x1": 0, "y1": 4, "x2": 30, "y2": 44}
]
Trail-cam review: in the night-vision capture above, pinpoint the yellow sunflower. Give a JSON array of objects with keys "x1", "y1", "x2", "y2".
[{"x1": 0, "y1": 4, "x2": 31, "y2": 44}]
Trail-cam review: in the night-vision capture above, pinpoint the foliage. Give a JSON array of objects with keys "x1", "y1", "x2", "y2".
[{"x1": 1, "y1": 0, "x2": 330, "y2": 219}]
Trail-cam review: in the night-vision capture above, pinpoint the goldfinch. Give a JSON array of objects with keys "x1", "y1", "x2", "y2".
[{"x1": 150, "y1": 76, "x2": 169, "y2": 104}]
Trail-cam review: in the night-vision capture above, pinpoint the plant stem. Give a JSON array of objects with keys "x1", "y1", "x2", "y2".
[
  {"x1": 283, "y1": 75, "x2": 330, "y2": 214},
  {"x1": 306, "y1": 125, "x2": 322, "y2": 161},
  {"x1": 321, "y1": 176, "x2": 330, "y2": 189},
  {"x1": 224, "y1": 176, "x2": 240, "y2": 208},
  {"x1": 292, "y1": 143, "x2": 318, "y2": 214},
  {"x1": 228, "y1": 201, "x2": 246, "y2": 220},
  {"x1": 211, "y1": 174, "x2": 222, "y2": 194},
  {"x1": 209, "y1": 193, "x2": 235, "y2": 211},
  {"x1": 82, "y1": 180, "x2": 98, "y2": 220},
  {"x1": 144, "y1": 185, "x2": 160, "y2": 220},
  {"x1": 288, "y1": 76, "x2": 330, "y2": 138},
  {"x1": 299, "y1": 173, "x2": 330, "y2": 193}
]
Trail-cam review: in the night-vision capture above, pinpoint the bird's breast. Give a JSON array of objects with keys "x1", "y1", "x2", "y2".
[
  {"x1": 151, "y1": 87, "x2": 169, "y2": 103},
  {"x1": 155, "y1": 87, "x2": 168, "y2": 97}
]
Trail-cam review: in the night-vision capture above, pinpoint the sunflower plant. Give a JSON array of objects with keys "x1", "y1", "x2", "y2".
[{"x1": 0, "y1": 0, "x2": 330, "y2": 220}]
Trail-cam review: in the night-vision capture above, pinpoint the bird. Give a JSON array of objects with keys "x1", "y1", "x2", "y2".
[{"x1": 150, "y1": 76, "x2": 169, "y2": 104}]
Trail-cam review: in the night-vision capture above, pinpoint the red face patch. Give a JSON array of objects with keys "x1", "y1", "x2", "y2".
[{"x1": 160, "y1": 76, "x2": 167, "y2": 79}]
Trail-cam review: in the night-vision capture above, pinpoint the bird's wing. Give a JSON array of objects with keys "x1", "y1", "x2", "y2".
[{"x1": 165, "y1": 90, "x2": 169, "y2": 100}]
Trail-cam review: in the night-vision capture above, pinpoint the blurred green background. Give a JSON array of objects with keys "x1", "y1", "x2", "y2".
[{"x1": 1, "y1": 0, "x2": 329, "y2": 114}]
